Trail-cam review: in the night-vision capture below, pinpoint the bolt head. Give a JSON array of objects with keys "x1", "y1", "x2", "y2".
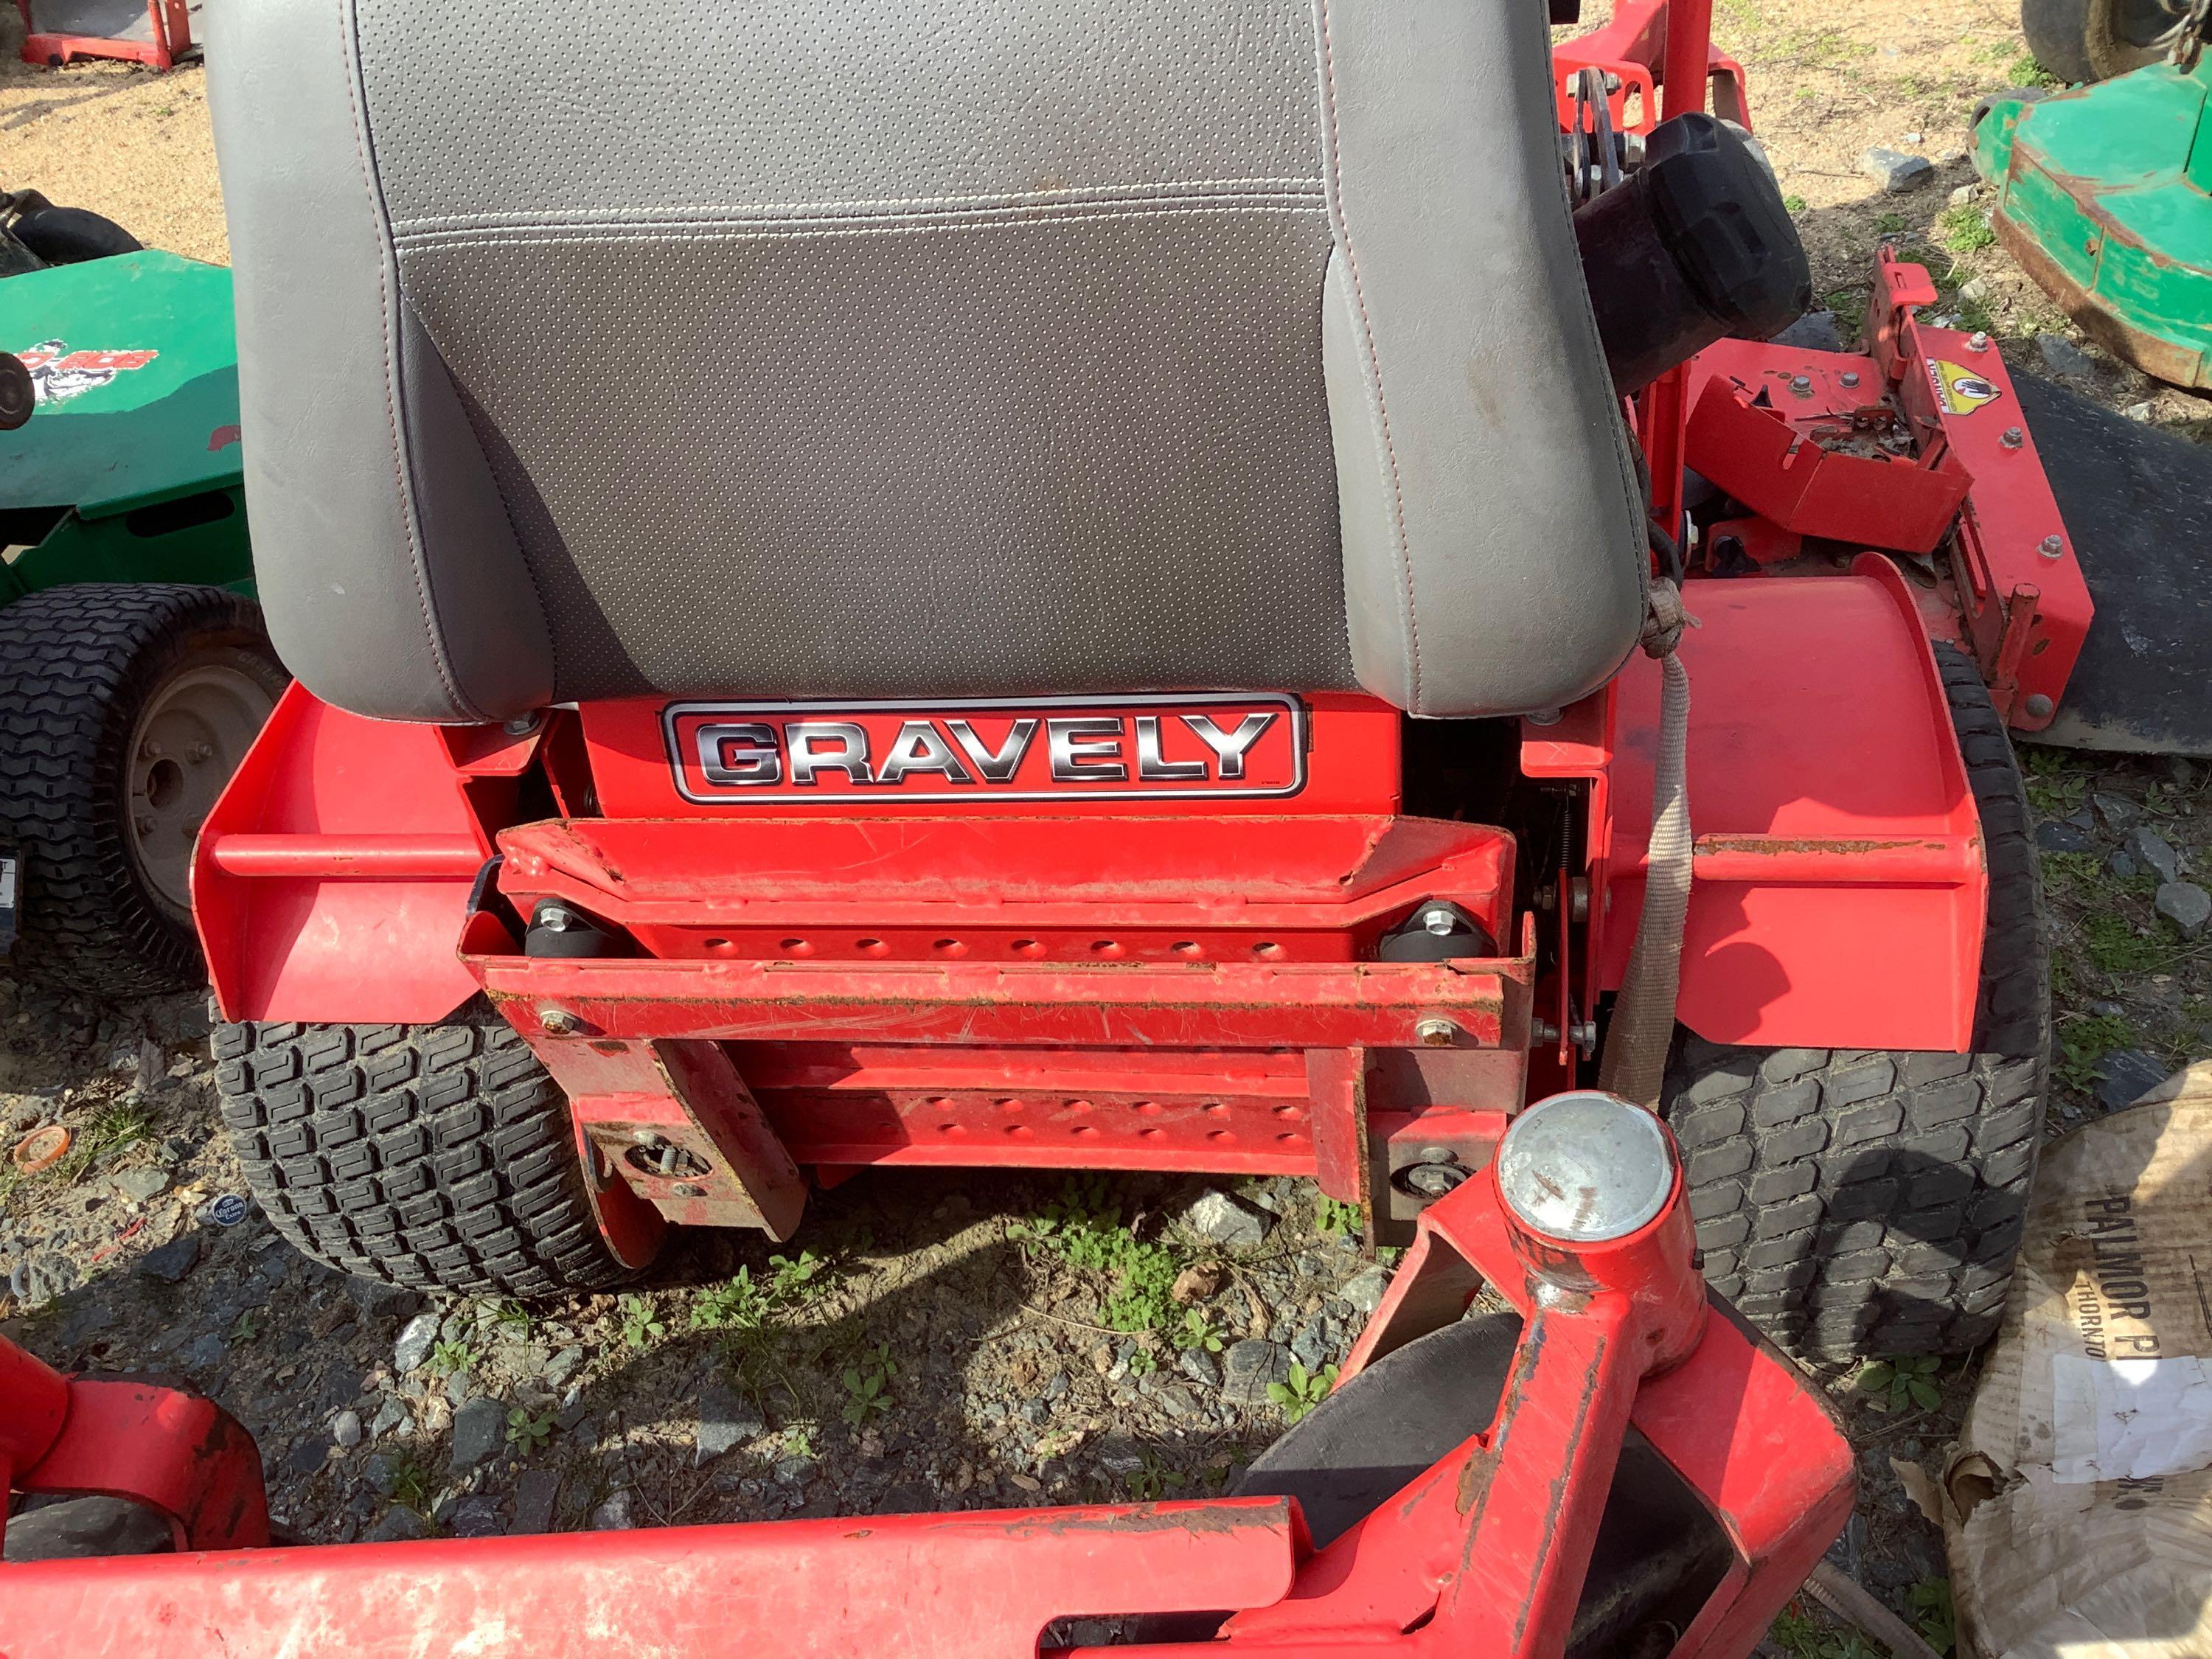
[
  {"x1": 1402, "y1": 1162, "x2": 1467, "y2": 1200},
  {"x1": 1840, "y1": 371, "x2": 1861, "y2": 389},
  {"x1": 540, "y1": 1007, "x2": 580, "y2": 1036},
  {"x1": 671, "y1": 1182, "x2": 706, "y2": 1199},
  {"x1": 1413, "y1": 1017, "x2": 1458, "y2": 1048},
  {"x1": 538, "y1": 905, "x2": 577, "y2": 931},
  {"x1": 2038, "y1": 534, "x2": 2063, "y2": 557},
  {"x1": 1968, "y1": 331, "x2": 1991, "y2": 352},
  {"x1": 1497, "y1": 1091, "x2": 1677, "y2": 1242},
  {"x1": 1790, "y1": 374, "x2": 1813, "y2": 395},
  {"x1": 1421, "y1": 907, "x2": 1457, "y2": 936},
  {"x1": 2025, "y1": 693, "x2": 2056, "y2": 720},
  {"x1": 1525, "y1": 706, "x2": 1563, "y2": 728},
  {"x1": 2001, "y1": 426, "x2": 2025, "y2": 448}
]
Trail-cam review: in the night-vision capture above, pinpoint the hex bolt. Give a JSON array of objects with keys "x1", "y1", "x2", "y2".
[
  {"x1": 502, "y1": 714, "x2": 542, "y2": 737},
  {"x1": 2000, "y1": 426, "x2": 2025, "y2": 450},
  {"x1": 1840, "y1": 371, "x2": 1861, "y2": 389},
  {"x1": 2025, "y1": 693, "x2": 2056, "y2": 720},
  {"x1": 140, "y1": 740, "x2": 164, "y2": 759},
  {"x1": 1967, "y1": 331, "x2": 1991, "y2": 352},
  {"x1": 1414, "y1": 1017, "x2": 1459, "y2": 1048},
  {"x1": 1421, "y1": 907, "x2": 1457, "y2": 936},
  {"x1": 1402, "y1": 1162, "x2": 1468, "y2": 1200},
  {"x1": 1525, "y1": 706, "x2": 1562, "y2": 727},
  {"x1": 1789, "y1": 374, "x2": 1814, "y2": 397},
  {"x1": 1416, "y1": 1145, "x2": 1461, "y2": 1166},
  {"x1": 540, "y1": 1007, "x2": 582, "y2": 1036},
  {"x1": 187, "y1": 742, "x2": 214, "y2": 764},
  {"x1": 538, "y1": 904, "x2": 578, "y2": 931},
  {"x1": 2037, "y1": 534, "x2": 2063, "y2": 559},
  {"x1": 671, "y1": 1183, "x2": 706, "y2": 1199}
]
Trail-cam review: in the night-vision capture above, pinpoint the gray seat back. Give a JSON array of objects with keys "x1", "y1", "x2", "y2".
[{"x1": 207, "y1": 0, "x2": 1645, "y2": 723}]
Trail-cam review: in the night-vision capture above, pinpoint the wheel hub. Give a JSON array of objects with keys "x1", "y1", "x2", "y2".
[{"x1": 124, "y1": 662, "x2": 276, "y2": 916}]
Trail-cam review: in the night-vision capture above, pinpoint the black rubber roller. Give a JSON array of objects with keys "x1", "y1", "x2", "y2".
[
  {"x1": 0, "y1": 352, "x2": 34, "y2": 431},
  {"x1": 1575, "y1": 112, "x2": 1812, "y2": 394}
]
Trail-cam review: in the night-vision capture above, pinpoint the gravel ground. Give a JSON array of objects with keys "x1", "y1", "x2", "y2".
[{"x1": 5, "y1": 0, "x2": 2210, "y2": 1651}]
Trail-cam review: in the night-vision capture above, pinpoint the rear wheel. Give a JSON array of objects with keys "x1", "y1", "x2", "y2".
[
  {"x1": 1660, "y1": 644, "x2": 2049, "y2": 1357},
  {"x1": 2021, "y1": 0, "x2": 2177, "y2": 84},
  {"x1": 214, "y1": 1004, "x2": 633, "y2": 1295},
  {"x1": 0, "y1": 585, "x2": 285, "y2": 994}
]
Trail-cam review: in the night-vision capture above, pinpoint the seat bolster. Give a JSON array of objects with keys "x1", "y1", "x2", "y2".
[
  {"x1": 1319, "y1": 0, "x2": 1647, "y2": 717},
  {"x1": 206, "y1": 0, "x2": 553, "y2": 723}
]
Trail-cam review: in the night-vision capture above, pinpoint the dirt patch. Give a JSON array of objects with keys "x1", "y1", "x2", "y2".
[{"x1": 1, "y1": 10, "x2": 225, "y2": 264}]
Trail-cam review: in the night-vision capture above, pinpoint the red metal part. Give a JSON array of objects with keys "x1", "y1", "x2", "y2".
[
  {"x1": 550, "y1": 1035, "x2": 806, "y2": 1236},
  {"x1": 0, "y1": 1133, "x2": 1850, "y2": 1659},
  {"x1": 1554, "y1": 0, "x2": 1746, "y2": 134},
  {"x1": 0, "y1": 1340, "x2": 268, "y2": 1557},
  {"x1": 195, "y1": 684, "x2": 536, "y2": 1025},
  {"x1": 15, "y1": 0, "x2": 192, "y2": 69},
  {"x1": 1677, "y1": 251, "x2": 2093, "y2": 733},
  {"x1": 1868, "y1": 252, "x2": 2091, "y2": 732},
  {"x1": 1684, "y1": 351, "x2": 1972, "y2": 555},
  {"x1": 1534, "y1": 570, "x2": 1986, "y2": 1054}
]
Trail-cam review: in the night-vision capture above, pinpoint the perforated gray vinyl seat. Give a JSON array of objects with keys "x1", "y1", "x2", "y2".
[{"x1": 206, "y1": 0, "x2": 1645, "y2": 725}]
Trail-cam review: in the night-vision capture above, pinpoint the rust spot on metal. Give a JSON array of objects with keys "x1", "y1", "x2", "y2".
[{"x1": 1697, "y1": 835, "x2": 1947, "y2": 857}]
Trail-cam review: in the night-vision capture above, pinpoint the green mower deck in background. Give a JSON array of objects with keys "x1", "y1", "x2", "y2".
[
  {"x1": 2, "y1": 248, "x2": 254, "y2": 595},
  {"x1": 0, "y1": 204, "x2": 284, "y2": 997},
  {"x1": 1975, "y1": 30, "x2": 2212, "y2": 389}
]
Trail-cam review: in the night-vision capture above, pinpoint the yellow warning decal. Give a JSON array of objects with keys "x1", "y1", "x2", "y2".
[{"x1": 1927, "y1": 358, "x2": 2003, "y2": 417}]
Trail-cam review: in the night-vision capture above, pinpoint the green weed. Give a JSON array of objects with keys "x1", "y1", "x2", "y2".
[
  {"x1": 1783, "y1": 192, "x2": 1808, "y2": 215},
  {"x1": 229, "y1": 1309, "x2": 263, "y2": 1346},
  {"x1": 2008, "y1": 51, "x2": 2065, "y2": 88},
  {"x1": 2056, "y1": 1012, "x2": 2138, "y2": 1091},
  {"x1": 1315, "y1": 1197, "x2": 1363, "y2": 1237},
  {"x1": 55, "y1": 1099, "x2": 159, "y2": 1185},
  {"x1": 1771, "y1": 1601, "x2": 1882, "y2": 1659},
  {"x1": 389, "y1": 1455, "x2": 432, "y2": 1512},
  {"x1": 1127, "y1": 1452, "x2": 1186, "y2": 1502},
  {"x1": 1909, "y1": 1578, "x2": 1956, "y2": 1656},
  {"x1": 1267, "y1": 1361, "x2": 1337, "y2": 1423},
  {"x1": 1874, "y1": 211, "x2": 1907, "y2": 234},
  {"x1": 1013, "y1": 1176, "x2": 1187, "y2": 1334},
  {"x1": 840, "y1": 1342, "x2": 898, "y2": 1425},
  {"x1": 505, "y1": 1405, "x2": 556, "y2": 1454},
  {"x1": 617, "y1": 1293, "x2": 667, "y2": 1349},
  {"x1": 428, "y1": 1338, "x2": 476, "y2": 1378},
  {"x1": 1175, "y1": 1309, "x2": 1225, "y2": 1354},
  {"x1": 1857, "y1": 1354, "x2": 1941, "y2": 1412},
  {"x1": 1935, "y1": 204, "x2": 1995, "y2": 254},
  {"x1": 2084, "y1": 911, "x2": 2177, "y2": 976}
]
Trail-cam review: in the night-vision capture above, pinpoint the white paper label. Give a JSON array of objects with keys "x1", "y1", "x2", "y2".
[{"x1": 2051, "y1": 1352, "x2": 2212, "y2": 1484}]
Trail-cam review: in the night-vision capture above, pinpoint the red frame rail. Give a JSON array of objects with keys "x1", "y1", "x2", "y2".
[{"x1": 0, "y1": 1130, "x2": 1851, "y2": 1659}]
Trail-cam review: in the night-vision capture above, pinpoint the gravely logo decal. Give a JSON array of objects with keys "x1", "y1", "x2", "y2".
[
  {"x1": 15, "y1": 339, "x2": 159, "y2": 405},
  {"x1": 665, "y1": 695, "x2": 1306, "y2": 804}
]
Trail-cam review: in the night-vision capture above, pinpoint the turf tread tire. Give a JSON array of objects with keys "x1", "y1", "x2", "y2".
[
  {"x1": 1662, "y1": 644, "x2": 2049, "y2": 1357},
  {"x1": 215, "y1": 1003, "x2": 630, "y2": 1295},
  {"x1": 0, "y1": 584, "x2": 282, "y2": 995}
]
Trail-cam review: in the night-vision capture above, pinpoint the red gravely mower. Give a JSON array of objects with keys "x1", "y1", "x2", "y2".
[{"x1": 2, "y1": 0, "x2": 2073, "y2": 1649}]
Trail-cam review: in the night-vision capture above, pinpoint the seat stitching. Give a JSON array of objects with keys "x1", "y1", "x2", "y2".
[
  {"x1": 394, "y1": 201, "x2": 1326, "y2": 251},
  {"x1": 389, "y1": 178, "x2": 1326, "y2": 232},
  {"x1": 335, "y1": 0, "x2": 473, "y2": 720},
  {"x1": 1315, "y1": 0, "x2": 1422, "y2": 706}
]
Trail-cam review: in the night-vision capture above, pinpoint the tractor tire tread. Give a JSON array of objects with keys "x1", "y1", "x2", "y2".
[
  {"x1": 1662, "y1": 644, "x2": 2050, "y2": 1357},
  {"x1": 215, "y1": 1004, "x2": 628, "y2": 1295},
  {"x1": 0, "y1": 584, "x2": 279, "y2": 995}
]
